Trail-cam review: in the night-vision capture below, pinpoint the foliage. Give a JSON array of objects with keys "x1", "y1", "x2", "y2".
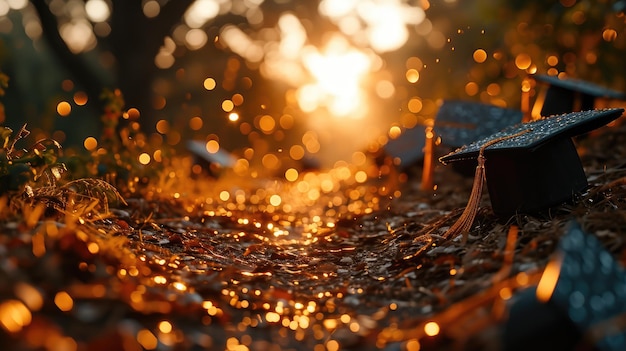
[{"x1": 0, "y1": 124, "x2": 66, "y2": 195}]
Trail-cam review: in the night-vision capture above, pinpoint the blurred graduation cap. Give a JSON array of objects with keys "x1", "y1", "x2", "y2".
[
  {"x1": 504, "y1": 221, "x2": 626, "y2": 351},
  {"x1": 383, "y1": 101, "x2": 522, "y2": 169},
  {"x1": 533, "y1": 74, "x2": 626, "y2": 117},
  {"x1": 187, "y1": 140, "x2": 236, "y2": 177},
  {"x1": 439, "y1": 108, "x2": 624, "y2": 217},
  {"x1": 435, "y1": 100, "x2": 523, "y2": 149}
]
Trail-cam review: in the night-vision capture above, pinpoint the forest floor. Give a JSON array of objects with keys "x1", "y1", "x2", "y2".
[{"x1": 1, "y1": 119, "x2": 625, "y2": 351}]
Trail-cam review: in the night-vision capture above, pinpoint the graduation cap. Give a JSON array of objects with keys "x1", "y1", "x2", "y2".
[
  {"x1": 534, "y1": 74, "x2": 626, "y2": 117},
  {"x1": 383, "y1": 125, "x2": 427, "y2": 168},
  {"x1": 435, "y1": 100, "x2": 523, "y2": 149},
  {"x1": 383, "y1": 101, "x2": 522, "y2": 169},
  {"x1": 503, "y1": 221, "x2": 626, "y2": 351},
  {"x1": 439, "y1": 108, "x2": 624, "y2": 218},
  {"x1": 187, "y1": 140, "x2": 236, "y2": 177}
]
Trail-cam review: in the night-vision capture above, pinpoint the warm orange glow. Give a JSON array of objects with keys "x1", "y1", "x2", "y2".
[
  {"x1": 465, "y1": 82, "x2": 479, "y2": 96},
  {"x1": 206, "y1": 140, "x2": 220, "y2": 154},
  {"x1": 158, "y1": 320, "x2": 173, "y2": 333},
  {"x1": 473, "y1": 49, "x2": 487, "y2": 63},
  {"x1": 424, "y1": 321, "x2": 440, "y2": 337},
  {"x1": 0, "y1": 300, "x2": 32, "y2": 333},
  {"x1": 408, "y1": 97, "x2": 423, "y2": 113},
  {"x1": 515, "y1": 53, "x2": 532, "y2": 70},
  {"x1": 189, "y1": 116, "x2": 203, "y2": 130},
  {"x1": 137, "y1": 329, "x2": 158, "y2": 350},
  {"x1": 203, "y1": 78, "x2": 216, "y2": 90},
  {"x1": 536, "y1": 255, "x2": 562, "y2": 303},
  {"x1": 222, "y1": 100, "x2": 234, "y2": 112},
  {"x1": 406, "y1": 69, "x2": 420, "y2": 83},
  {"x1": 84, "y1": 137, "x2": 98, "y2": 151},
  {"x1": 54, "y1": 291, "x2": 73, "y2": 312},
  {"x1": 73, "y1": 91, "x2": 88, "y2": 105},
  {"x1": 57, "y1": 101, "x2": 72, "y2": 116},
  {"x1": 138, "y1": 153, "x2": 151, "y2": 165},
  {"x1": 603, "y1": 28, "x2": 618, "y2": 42}
]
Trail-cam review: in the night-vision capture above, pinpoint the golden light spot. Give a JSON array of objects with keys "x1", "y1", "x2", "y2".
[
  {"x1": 326, "y1": 339, "x2": 339, "y2": 351},
  {"x1": 465, "y1": 82, "x2": 479, "y2": 96},
  {"x1": 473, "y1": 49, "x2": 487, "y2": 63},
  {"x1": 54, "y1": 291, "x2": 73, "y2": 312},
  {"x1": 172, "y1": 282, "x2": 187, "y2": 291},
  {"x1": 536, "y1": 256, "x2": 562, "y2": 303},
  {"x1": 406, "y1": 69, "x2": 420, "y2": 83},
  {"x1": 406, "y1": 56, "x2": 423, "y2": 69},
  {"x1": 266, "y1": 312, "x2": 280, "y2": 323},
  {"x1": 285, "y1": 168, "x2": 299, "y2": 182},
  {"x1": 156, "y1": 119, "x2": 170, "y2": 134},
  {"x1": 269, "y1": 195, "x2": 282, "y2": 206},
  {"x1": 262, "y1": 154, "x2": 280, "y2": 170},
  {"x1": 280, "y1": 114, "x2": 294, "y2": 129},
  {"x1": 546, "y1": 55, "x2": 559, "y2": 66},
  {"x1": 153, "y1": 96, "x2": 166, "y2": 110},
  {"x1": 603, "y1": 28, "x2": 618, "y2": 42},
  {"x1": 14, "y1": 283, "x2": 43, "y2": 311},
  {"x1": 143, "y1": 0, "x2": 160, "y2": 17},
  {"x1": 73, "y1": 91, "x2": 88, "y2": 106},
  {"x1": 499, "y1": 287, "x2": 513, "y2": 300},
  {"x1": 137, "y1": 329, "x2": 158, "y2": 350},
  {"x1": 84, "y1": 137, "x2": 98, "y2": 151},
  {"x1": 204, "y1": 78, "x2": 216, "y2": 90},
  {"x1": 219, "y1": 191, "x2": 230, "y2": 201},
  {"x1": 259, "y1": 115, "x2": 276, "y2": 134},
  {"x1": 222, "y1": 100, "x2": 234, "y2": 112},
  {"x1": 486, "y1": 83, "x2": 500, "y2": 96},
  {"x1": 355, "y1": 171, "x2": 367, "y2": 183},
  {"x1": 407, "y1": 97, "x2": 423, "y2": 113},
  {"x1": 424, "y1": 321, "x2": 440, "y2": 337},
  {"x1": 158, "y1": 321, "x2": 172, "y2": 334},
  {"x1": 232, "y1": 93, "x2": 244, "y2": 106},
  {"x1": 57, "y1": 101, "x2": 71, "y2": 116},
  {"x1": 228, "y1": 112, "x2": 239, "y2": 122},
  {"x1": 189, "y1": 116, "x2": 203, "y2": 130},
  {"x1": 406, "y1": 339, "x2": 421, "y2": 351},
  {"x1": 449, "y1": 268, "x2": 457, "y2": 275},
  {"x1": 206, "y1": 140, "x2": 219, "y2": 153},
  {"x1": 0, "y1": 300, "x2": 31, "y2": 333},
  {"x1": 388, "y1": 126, "x2": 402, "y2": 139},
  {"x1": 138, "y1": 153, "x2": 151, "y2": 165},
  {"x1": 289, "y1": 145, "x2": 305, "y2": 160},
  {"x1": 515, "y1": 53, "x2": 532, "y2": 70},
  {"x1": 153, "y1": 275, "x2": 167, "y2": 284},
  {"x1": 87, "y1": 242, "x2": 99, "y2": 254},
  {"x1": 516, "y1": 272, "x2": 529, "y2": 286}
]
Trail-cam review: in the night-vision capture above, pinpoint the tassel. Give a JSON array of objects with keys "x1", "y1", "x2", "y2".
[{"x1": 443, "y1": 129, "x2": 530, "y2": 242}]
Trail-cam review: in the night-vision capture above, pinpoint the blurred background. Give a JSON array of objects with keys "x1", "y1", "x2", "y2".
[{"x1": 0, "y1": 0, "x2": 625, "y2": 170}]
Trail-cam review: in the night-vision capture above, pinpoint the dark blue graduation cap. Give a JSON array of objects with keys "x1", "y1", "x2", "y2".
[
  {"x1": 504, "y1": 221, "x2": 626, "y2": 351},
  {"x1": 534, "y1": 74, "x2": 626, "y2": 117},
  {"x1": 383, "y1": 101, "x2": 521, "y2": 168},
  {"x1": 435, "y1": 100, "x2": 523, "y2": 149},
  {"x1": 187, "y1": 140, "x2": 235, "y2": 177},
  {"x1": 439, "y1": 108, "x2": 624, "y2": 217}
]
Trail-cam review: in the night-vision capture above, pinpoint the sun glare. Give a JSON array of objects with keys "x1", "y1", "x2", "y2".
[{"x1": 299, "y1": 37, "x2": 371, "y2": 117}]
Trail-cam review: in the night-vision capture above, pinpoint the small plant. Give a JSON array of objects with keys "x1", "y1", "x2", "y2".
[{"x1": 0, "y1": 124, "x2": 67, "y2": 195}]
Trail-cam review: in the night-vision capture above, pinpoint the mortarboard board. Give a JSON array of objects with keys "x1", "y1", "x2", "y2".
[
  {"x1": 383, "y1": 101, "x2": 521, "y2": 169},
  {"x1": 383, "y1": 125, "x2": 427, "y2": 168},
  {"x1": 534, "y1": 74, "x2": 626, "y2": 117},
  {"x1": 187, "y1": 140, "x2": 236, "y2": 177},
  {"x1": 439, "y1": 108, "x2": 624, "y2": 217},
  {"x1": 435, "y1": 100, "x2": 523, "y2": 149},
  {"x1": 504, "y1": 221, "x2": 626, "y2": 351}
]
